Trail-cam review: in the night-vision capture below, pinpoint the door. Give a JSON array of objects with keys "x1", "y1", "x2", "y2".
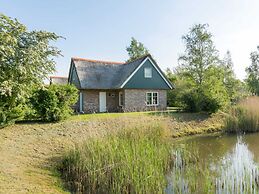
[{"x1": 99, "y1": 92, "x2": 106, "y2": 112}]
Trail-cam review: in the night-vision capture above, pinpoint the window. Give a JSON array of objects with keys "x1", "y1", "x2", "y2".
[
  {"x1": 144, "y1": 67, "x2": 152, "y2": 78},
  {"x1": 119, "y1": 92, "x2": 123, "y2": 106},
  {"x1": 146, "y1": 92, "x2": 158, "y2": 106}
]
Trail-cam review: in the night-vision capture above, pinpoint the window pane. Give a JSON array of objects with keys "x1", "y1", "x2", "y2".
[
  {"x1": 146, "y1": 93, "x2": 152, "y2": 105},
  {"x1": 119, "y1": 92, "x2": 123, "y2": 106},
  {"x1": 152, "y1": 92, "x2": 158, "y2": 105},
  {"x1": 144, "y1": 68, "x2": 152, "y2": 78},
  {"x1": 153, "y1": 96, "x2": 158, "y2": 105}
]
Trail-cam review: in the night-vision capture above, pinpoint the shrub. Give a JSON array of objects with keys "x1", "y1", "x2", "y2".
[
  {"x1": 224, "y1": 96, "x2": 259, "y2": 133},
  {"x1": 0, "y1": 104, "x2": 25, "y2": 127},
  {"x1": 181, "y1": 89, "x2": 222, "y2": 113},
  {"x1": 181, "y1": 90, "x2": 200, "y2": 112},
  {"x1": 60, "y1": 126, "x2": 173, "y2": 194},
  {"x1": 200, "y1": 94, "x2": 221, "y2": 113},
  {"x1": 30, "y1": 84, "x2": 78, "y2": 122}
]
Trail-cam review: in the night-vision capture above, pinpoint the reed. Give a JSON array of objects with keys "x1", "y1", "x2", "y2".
[
  {"x1": 60, "y1": 124, "x2": 173, "y2": 194},
  {"x1": 224, "y1": 96, "x2": 259, "y2": 133}
]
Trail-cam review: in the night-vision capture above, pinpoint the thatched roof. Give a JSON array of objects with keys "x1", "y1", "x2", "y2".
[{"x1": 70, "y1": 55, "x2": 148, "y2": 89}]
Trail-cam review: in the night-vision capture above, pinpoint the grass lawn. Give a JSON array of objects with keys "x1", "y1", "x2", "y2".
[{"x1": 0, "y1": 111, "x2": 224, "y2": 193}]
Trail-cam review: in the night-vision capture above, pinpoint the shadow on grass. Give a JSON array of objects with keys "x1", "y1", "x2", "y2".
[
  {"x1": 15, "y1": 119, "x2": 59, "y2": 125},
  {"x1": 30, "y1": 155, "x2": 69, "y2": 193}
]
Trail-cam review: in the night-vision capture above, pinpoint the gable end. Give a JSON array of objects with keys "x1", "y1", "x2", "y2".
[
  {"x1": 120, "y1": 57, "x2": 173, "y2": 89},
  {"x1": 68, "y1": 60, "x2": 81, "y2": 88}
]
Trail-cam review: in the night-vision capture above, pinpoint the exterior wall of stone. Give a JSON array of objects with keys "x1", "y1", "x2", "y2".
[
  {"x1": 73, "y1": 89, "x2": 167, "y2": 113},
  {"x1": 77, "y1": 89, "x2": 121, "y2": 113},
  {"x1": 73, "y1": 91, "x2": 80, "y2": 112},
  {"x1": 81, "y1": 90, "x2": 99, "y2": 113},
  {"x1": 123, "y1": 89, "x2": 167, "y2": 112},
  {"x1": 106, "y1": 90, "x2": 120, "y2": 112}
]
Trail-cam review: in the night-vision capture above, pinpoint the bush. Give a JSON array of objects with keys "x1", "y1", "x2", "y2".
[
  {"x1": 0, "y1": 104, "x2": 25, "y2": 127},
  {"x1": 181, "y1": 90, "x2": 200, "y2": 112},
  {"x1": 30, "y1": 84, "x2": 78, "y2": 122},
  {"x1": 224, "y1": 96, "x2": 259, "y2": 133},
  {"x1": 181, "y1": 89, "x2": 223, "y2": 113}
]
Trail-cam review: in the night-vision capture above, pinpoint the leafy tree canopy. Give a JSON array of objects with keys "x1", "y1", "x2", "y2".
[
  {"x1": 178, "y1": 24, "x2": 220, "y2": 86},
  {"x1": 246, "y1": 47, "x2": 259, "y2": 95},
  {"x1": 220, "y1": 51, "x2": 247, "y2": 102},
  {"x1": 0, "y1": 14, "x2": 62, "y2": 126},
  {"x1": 176, "y1": 24, "x2": 229, "y2": 112},
  {"x1": 126, "y1": 37, "x2": 149, "y2": 62}
]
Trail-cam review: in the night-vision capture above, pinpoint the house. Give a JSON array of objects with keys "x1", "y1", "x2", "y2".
[
  {"x1": 68, "y1": 54, "x2": 174, "y2": 113},
  {"x1": 50, "y1": 76, "x2": 68, "y2": 85}
]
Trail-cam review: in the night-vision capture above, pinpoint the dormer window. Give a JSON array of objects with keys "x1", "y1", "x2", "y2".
[{"x1": 144, "y1": 67, "x2": 152, "y2": 78}]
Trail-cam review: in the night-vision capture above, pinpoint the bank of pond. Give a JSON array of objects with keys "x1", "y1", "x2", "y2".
[
  {"x1": 59, "y1": 132, "x2": 259, "y2": 194},
  {"x1": 59, "y1": 97, "x2": 259, "y2": 193}
]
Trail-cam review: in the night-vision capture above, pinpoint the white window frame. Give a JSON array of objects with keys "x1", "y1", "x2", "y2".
[
  {"x1": 119, "y1": 92, "x2": 123, "y2": 106},
  {"x1": 144, "y1": 67, "x2": 152, "y2": 78},
  {"x1": 146, "y1": 92, "x2": 159, "y2": 106}
]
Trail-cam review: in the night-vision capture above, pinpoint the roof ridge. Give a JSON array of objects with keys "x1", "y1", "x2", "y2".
[
  {"x1": 124, "y1": 54, "x2": 151, "y2": 65},
  {"x1": 72, "y1": 57, "x2": 124, "y2": 65},
  {"x1": 50, "y1": 76, "x2": 68, "y2": 78}
]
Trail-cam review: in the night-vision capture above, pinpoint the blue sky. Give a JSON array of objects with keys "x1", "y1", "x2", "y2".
[{"x1": 2, "y1": 0, "x2": 259, "y2": 80}]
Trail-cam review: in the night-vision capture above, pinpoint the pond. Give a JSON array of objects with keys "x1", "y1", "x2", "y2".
[{"x1": 167, "y1": 133, "x2": 259, "y2": 194}]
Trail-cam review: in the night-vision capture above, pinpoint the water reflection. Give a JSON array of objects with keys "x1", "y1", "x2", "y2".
[
  {"x1": 168, "y1": 135, "x2": 259, "y2": 194},
  {"x1": 216, "y1": 138, "x2": 259, "y2": 193}
]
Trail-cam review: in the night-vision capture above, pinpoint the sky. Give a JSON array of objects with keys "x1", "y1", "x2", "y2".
[{"x1": 1, "y1": 0, "x2": 259, "y2": 80}]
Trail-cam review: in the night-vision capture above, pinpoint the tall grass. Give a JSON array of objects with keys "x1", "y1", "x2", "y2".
[
  {"x1": 60, "y1": 125, "x2": 173, "y2": 194},
  {"x1": 225, "y1": 96, "x2": 259, "y2": 133}
]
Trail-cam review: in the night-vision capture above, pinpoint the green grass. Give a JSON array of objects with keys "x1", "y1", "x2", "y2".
[
  {"x1": 224, "y1": 96, "x2": 259, "y2": 133},
  {"x1": 68, "y1": 111, "x2": 145, "y2": 121},
  {"x1": 59, "y1": 124, "x2": 173, "y2": 194},
  {"x1": 0, "y1": 111, "x2": 224, "y2": 193},
  {"x1": 69, "y1": 111, "x2": 224, "y2": 138},
  {"x1": 68, "y1": 110, "x2": 180, "y2": 122},
  {"x1": 59, "y1": 111, "x2": 224, "y2": 194}
]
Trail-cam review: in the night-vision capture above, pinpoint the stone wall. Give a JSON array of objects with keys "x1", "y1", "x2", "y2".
[
  {"x1": 73, "y1": 89, "x2": 167, "y2": 113},
  {"x1": 106, "y1": 90, "x2": 120, "y2": 112},
  {"x1": 123, "y1": 89, "x2": 167, "y2": 112},
  {"x1": 77, "y1": 90, "x2": 121, "y2": 113},
  {"x1": 82, "y1": 90, "x2": 99, "y2": 113}
]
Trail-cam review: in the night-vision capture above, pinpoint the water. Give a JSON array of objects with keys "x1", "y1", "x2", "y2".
[{"x1": 167, "y1": 133, "x2": 259, "y2": 194}]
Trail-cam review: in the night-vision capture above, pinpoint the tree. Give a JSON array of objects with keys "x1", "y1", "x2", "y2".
[
  {"x1": 246, "y1": 47, "x2": 259, "y2": 95},
  {"x1": 0, "y1": 14, "x2": 61, "y2": 126},
  {"x1": 126, "y1": 37, "x2": 149, "y2": 62},
  {"x1": 166, "y1": 68, "x2": 194, "y2": 107},
  {"x1": 221, "y1": 51, "x2": 240, "y2": 102},
  {"x1": 178, "y1": 24, "x2": 219, "y2": 86},
  {"x1": 177, "y1": 24, "x2": 229, "y2": 112}
]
